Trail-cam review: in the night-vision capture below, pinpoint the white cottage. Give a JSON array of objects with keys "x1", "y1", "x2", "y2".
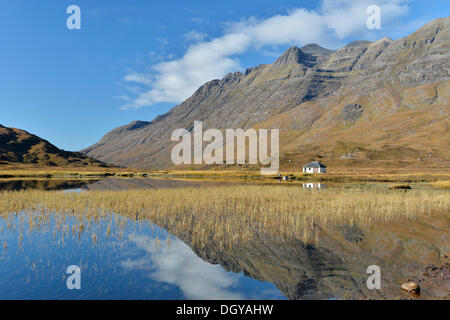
[{"x1": 303, "y1": 161, "x2": 327, "y2": 174}]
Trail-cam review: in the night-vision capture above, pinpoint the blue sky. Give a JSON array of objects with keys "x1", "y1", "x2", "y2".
[{"x1": 0, "y1": 0, "x2": 448, "y2": 151}]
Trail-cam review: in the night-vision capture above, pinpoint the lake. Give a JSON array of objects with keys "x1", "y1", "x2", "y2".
[
  {"x1": 0, "y1": 211, "x2": 286, "y2": 299},
  {"x1": 0, "y1": 178, "x2": 448, "y2": 300}
]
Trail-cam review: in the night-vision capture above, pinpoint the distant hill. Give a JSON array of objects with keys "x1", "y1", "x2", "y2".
[
  {"x1": 82, "y1": 17, "x2": 450, "y2": 171},
  {"x1": 0, "y1": 125, "x2": 108, "y2": 167}
]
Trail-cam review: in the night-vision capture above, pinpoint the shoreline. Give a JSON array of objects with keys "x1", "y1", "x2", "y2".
[{"x1": 0, "y1": 166, "x2": 449, "y2": 184}]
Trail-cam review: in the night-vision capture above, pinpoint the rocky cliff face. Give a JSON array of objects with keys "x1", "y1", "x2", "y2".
[{"x1": 83, "y1": 17, "x2": 450, "y2": 169}]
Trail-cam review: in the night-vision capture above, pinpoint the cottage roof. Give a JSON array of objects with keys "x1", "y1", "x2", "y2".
[{"x1": 303, "y1": 161, "x2": 326, "y2": 168}]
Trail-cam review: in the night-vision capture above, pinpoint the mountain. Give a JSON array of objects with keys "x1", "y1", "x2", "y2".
[
  {"x1": 0, "y1": 125, "x2": 108, "y2": 167},
  {"x1": 83, "y1": 17, "x2": 450, "y2": 170}
]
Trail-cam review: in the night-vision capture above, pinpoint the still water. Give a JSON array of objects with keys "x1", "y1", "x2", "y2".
[
  {"x1": 0, "y1": 177, "x2": 436, "y2": 192},
  {"x1": 0, "y1": 178, "x2": 446, "y2": 300},
  {"x1": 0, "y1": 212, "x2": 285, "y2": 300}
]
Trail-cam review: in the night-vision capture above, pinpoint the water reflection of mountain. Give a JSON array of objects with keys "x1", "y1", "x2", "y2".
[
  {"x1": 165, "y1": 215, "x2": 449, "y2": 300},
  {"x1": 189, "y1": 239, "x2": 353, "y2": 300},
  {"x1": 0, "y1": 179, "x2": 96, "y2": 191},
  {"x1": 0, "y1": 177, "x2": 236, "y2": 191},
  {"x1": 83, "y1": 178, "x2": 236, "y2": 191}
]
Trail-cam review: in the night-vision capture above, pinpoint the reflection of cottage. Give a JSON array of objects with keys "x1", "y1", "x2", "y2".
[
  {"x1": 303, "y1": 161, "x2": 327, "y2": 174},
  {"x1": 303, "y1": 183, "x2": 326, "y2": 189}
]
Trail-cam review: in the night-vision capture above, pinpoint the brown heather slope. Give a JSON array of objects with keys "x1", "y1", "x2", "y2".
[
  {"x1": 0, "y1": 125, "x2": 108, "y2": 167},
  {"x1": 82, "y1": 17, "x2": 450, "y2": 171},
  {"x1": 259, "y1": 80, "x2": 450, "y2": 171}
]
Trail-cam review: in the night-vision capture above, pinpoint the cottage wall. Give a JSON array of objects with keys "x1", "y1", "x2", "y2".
[{"x1": 303, "y1": 166, "x2": 326, "y2": 174}]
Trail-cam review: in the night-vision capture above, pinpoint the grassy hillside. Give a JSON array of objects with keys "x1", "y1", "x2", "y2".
[
  {"x1": 256, "y1": 81, "x2": 450, "y2": 171},
  {"x1": 0, "y1": 125, "x2": 109, "y2": 167}
]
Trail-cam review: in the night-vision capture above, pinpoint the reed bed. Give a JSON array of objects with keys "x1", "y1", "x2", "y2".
[
  {"x1": 0, "y1": 186, "x2": 448, "y2": 249},
  {"x1": 429, "y1": 180, "x2": 450, "y2": 189}
]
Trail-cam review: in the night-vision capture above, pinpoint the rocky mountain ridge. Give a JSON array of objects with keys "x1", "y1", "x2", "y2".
[{"x1": 83, "y1": 17, "x2": 450, "y2": 170}]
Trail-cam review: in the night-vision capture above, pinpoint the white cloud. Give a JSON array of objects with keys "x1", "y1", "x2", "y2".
[
  {"x1": 190, "y1": 17, "x2": 204, "y2": 24},
  {"x1": 114, "y1": 94, "x2": 131, "y2": 101},
  {"x1": 124, "y1": 72, "x2": 152, "y2": 85},
  {"x1": 121, "y1": 0, "x2": 410, "y2": 109},
  {"x1": 184, "y1": 30, "x2": 207, "y2": 42},
  {"x1": 121, "y1": 235, "x2": 244, "y2": 299}
]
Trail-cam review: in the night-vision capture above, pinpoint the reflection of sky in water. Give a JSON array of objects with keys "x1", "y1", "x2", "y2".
[{"x1": 0, "y1": 212, "x2": 285, "y2": 300}]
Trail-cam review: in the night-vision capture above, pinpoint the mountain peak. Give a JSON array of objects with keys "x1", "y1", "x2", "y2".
[
  {"x1": 343, "y1": 40, "x2": 372, "y2": 48},
  {"x1": 300, "y1": 43, "x2": 334, "y2": 54},
  {"x1": 274, "y1": 44, "x2": 334, "y2": 66},
  {"x1": 273, "y1": 46, "x2": 304, "y2": 66},
  {"x1": 421, "y1": 16, "x2": 449, "y2": 28},
  {"x1": 407, "y1": 16, "x2": 449, "y2": 42},
  {"x1": 372, "y1": 36, "x2": 393, "y2": 46},
  {"x1": 83, "y1": 18, "x2": 450, "y2": 170},
  {"x1": 379, "y1": 36, "x2": 393, "y2": 42}
]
